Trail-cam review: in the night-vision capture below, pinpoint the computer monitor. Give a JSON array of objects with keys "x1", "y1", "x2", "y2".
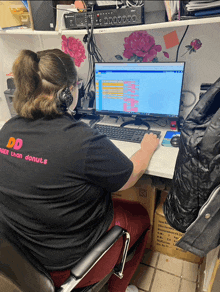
[{"x1": 95, "y1": 62, "x2": 185, "y2": 121}]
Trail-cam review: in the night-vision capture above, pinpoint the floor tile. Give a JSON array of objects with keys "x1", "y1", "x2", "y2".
[
  {"x1": 141, "y1": 249, "x2": 159, "y2": 268},
  {"x1": 179, "y1": 279, "x2": 197, "y2": 292},
  {"x1": 157, "y1": 253, "x2": 183, "y2": 277},
  {"x1": 182, "y1": 261, "x2": 199, "y2": 282},
  {"x1": 151, "y1": 270, "x2": 181, "y2": 292},
  {"x1": 130, "y1": 264, "x2": 155, "y2": 291}
]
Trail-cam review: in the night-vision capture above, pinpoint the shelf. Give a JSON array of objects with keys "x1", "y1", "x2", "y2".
[
  {"x1": 0, "y1": 28, "x2": 59, "y2": 35},
  {"x1": 63, "y1": 15, "x2": 220, "y2": 35},
  {"x1": 1, "y1": 15, "x2": 220, "y2": 36}
]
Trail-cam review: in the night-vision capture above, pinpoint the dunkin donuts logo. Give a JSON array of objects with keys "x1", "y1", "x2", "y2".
[
  {"x1": 0, "y1": 137, "x2": 47, "y2": 165},
  {"x1": 6, "y1": 137, "x2": 23, "y2": 150}
]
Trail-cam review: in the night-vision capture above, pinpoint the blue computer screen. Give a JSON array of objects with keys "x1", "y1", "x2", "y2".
[{"x1": 95, "y1": 62, "x2": 185, "y2": 118}]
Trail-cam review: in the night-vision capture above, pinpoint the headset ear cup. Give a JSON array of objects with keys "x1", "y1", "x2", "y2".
[{"x1": 57, "y1": 88, "x2": 73, "y2": 112}]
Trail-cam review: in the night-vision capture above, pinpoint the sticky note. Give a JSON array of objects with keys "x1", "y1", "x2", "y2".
[{"x1": 163, "y1": 31, "x2": 179, "y2": 49}]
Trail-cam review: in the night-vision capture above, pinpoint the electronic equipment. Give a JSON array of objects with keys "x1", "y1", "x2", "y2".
[
  {"x1": 4, "y1": 79, "x2": 16, "y2": 117},
  {"x1": 170, "y1": 135, "x2": 180, "y2": 147},
  {"x1": 58, "y1": 88, "x2": 73, "y2": 112},
  {"x1": 162, "y1": 131, "x2": 181, "y2": 148},
  {"x1": 64, "y1": 6, "x2": 144, "y2": 29},
  {"x1": 28, "y1": 0, "x2": 56, "y2": 31},
  {"x1": 95, "y1": 62, "x2": 185, "y2": 125},
  {"x1": 93, "y1": 124, "x2": 161, "y2": 143},
  {"x1": 95, "y1": 0, "x2": 123, "y2": 7}
]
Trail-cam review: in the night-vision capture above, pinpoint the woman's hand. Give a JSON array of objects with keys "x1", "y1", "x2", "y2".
[{"x1": 141, "y1": 133, "x2": 160, "y2": 155}]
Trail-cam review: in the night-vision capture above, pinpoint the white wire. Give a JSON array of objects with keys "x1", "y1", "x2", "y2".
[{"x1": 126, "y1": 0, "x2": 144, "y2": 7}]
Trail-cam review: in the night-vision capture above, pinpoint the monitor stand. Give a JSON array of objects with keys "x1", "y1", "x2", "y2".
[{"x1": 120, "y1": 117, "x2": 150, "y2": 130}]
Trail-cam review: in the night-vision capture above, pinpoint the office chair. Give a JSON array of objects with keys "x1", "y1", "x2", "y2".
[{"x1": 0, "y1": 225, "x2": 136, "y2": 292}]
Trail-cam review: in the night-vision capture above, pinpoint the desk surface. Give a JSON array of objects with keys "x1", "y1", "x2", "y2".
[
  {"x1": 111, "y1": 129, "x2": 178, "y2": 179},
  {"x1": 85, "y1": 116, "x2": 179, "y2": 180},
  {"x1": 0, "y1": 118, "x2": 178, "y2": 179}
]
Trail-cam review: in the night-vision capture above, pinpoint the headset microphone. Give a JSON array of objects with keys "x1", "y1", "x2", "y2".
[
  {"x1": 58, "y1": 87, "x2": 73, "y2": 112},
  {"x1": 51, "y1": 53, "x2": 74, "y2": 112}
]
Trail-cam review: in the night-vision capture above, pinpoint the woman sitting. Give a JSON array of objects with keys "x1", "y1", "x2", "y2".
[{"x1": 0, "y1": 49, "x2": 159, "y2": 292}]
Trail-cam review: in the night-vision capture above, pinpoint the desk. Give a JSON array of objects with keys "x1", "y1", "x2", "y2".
[
  {"x1": 111, "y1": 128, "x2": 178, "y2": 180},
  {"x1": 82, "y1": 116, "x2": 179, "y2": 180}
]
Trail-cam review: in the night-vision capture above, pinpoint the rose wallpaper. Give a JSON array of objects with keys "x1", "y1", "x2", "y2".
[
  {"x1": 61, "y1": 35, "x2": 86, "y2": 67},
  {"x1": 58, "y1": 23, "x2": 219, "y2": 119},
  {"x1": 61, "y1": 27, "x2": 203, "y2": 71},
  {"x1": 1, "y1": 21, "x2": 220, "y2": 121}
]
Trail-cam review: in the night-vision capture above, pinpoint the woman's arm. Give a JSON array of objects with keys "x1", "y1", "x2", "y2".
[{"x1": 117, "y1": 133, "x2": 159, "y2": 191}]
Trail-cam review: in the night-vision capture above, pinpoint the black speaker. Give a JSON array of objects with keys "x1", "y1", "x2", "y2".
[{"x1": 28, "y1": 0, "x2": 56, "y2": 31}]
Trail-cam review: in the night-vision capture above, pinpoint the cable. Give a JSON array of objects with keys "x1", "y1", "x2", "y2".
[
  {"x1": 181, "y1": 90, "x2": 197, "y2": 108},
  {"x1": 146, "y1": 119, "x2": 168, "y2": 128},
  {"x1": 83, "y1": 4, "x2": 104, "y2": 98},
  {"x1": 126, "y1": 0, "x2": 144, "y2": 7},
  {"x1": 175, "y1": 25, "x2": 189, "y2": 62},
  {"x1": 140, "y1": 117, "x2": 168, "y2": 128}
]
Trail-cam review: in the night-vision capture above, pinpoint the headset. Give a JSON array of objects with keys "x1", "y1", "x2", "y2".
[{"x1": 51, "y1": 53, "x2": 74, "y2": 112}]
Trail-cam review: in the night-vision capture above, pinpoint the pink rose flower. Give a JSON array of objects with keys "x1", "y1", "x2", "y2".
[
  {"x1": 61, "y1": 35, "x2": 86, "y2": 67},
  {"x1": 182, "y1": 38, "x2": 202, "y2": 57},
  {"x1": 123, "y1": 31, "x2": 162, "y2": 62},
  {"x1": 190, "y1": 39, "x2": 202, "y2": 51}
]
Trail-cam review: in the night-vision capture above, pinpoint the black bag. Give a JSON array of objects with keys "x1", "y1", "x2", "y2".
[{"x1": 164, "y1": 77, "x2": 220, "y2": 233}]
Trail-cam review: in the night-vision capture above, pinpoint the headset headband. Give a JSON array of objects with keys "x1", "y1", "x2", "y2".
[{"x1": 51, "y1": 53, "x2": 68, "y2": 77}]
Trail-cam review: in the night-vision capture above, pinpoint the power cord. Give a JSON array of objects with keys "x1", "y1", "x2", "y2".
[
  {"x1": 181, "y1": 90, "x2": 197, "y2": 108},
  {"x1": 83, "y1": 3, "x2": 104, "y2": 101},
  {"x1": 176, "y1": 25, "x2": 189, "y2": 62},
  {"x1": 141, "y1": 117, "x2": 168, "y2": 128},
  {"x1": 125, "y1": 0, "x2": 144, "y2": 7}
]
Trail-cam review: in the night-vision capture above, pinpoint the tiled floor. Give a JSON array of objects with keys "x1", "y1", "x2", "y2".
[
  {"x1": 100, "y1": 250, "x2": 200, "y2": 292},
  {"x1": 130, "y1": 250, "x2": 199, "y2": 292}
]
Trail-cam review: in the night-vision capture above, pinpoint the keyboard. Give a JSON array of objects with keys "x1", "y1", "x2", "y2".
[{"x1": 94, "y1": 124, "x2": 161, "y2": 143}]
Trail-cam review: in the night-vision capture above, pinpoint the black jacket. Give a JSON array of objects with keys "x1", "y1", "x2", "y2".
[
  {"x1": 163, "y1": 77, "x2": 220, "y2": 256},
  {"x1": 175, "y1": 185, "x2": 220, "y2": 257}
]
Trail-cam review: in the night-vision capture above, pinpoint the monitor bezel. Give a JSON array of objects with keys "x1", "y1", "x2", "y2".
[{"x1": 94, "y1": 61, "x2": 185, "y2": 120}]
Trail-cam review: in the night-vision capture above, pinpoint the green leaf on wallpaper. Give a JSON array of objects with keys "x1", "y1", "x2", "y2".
[
  {"x1": 128, "y1": 54, "x2": 136, "y2": 61},
  {"x1": 152, "y1": 57, "x2": 158, "y2": 63},
  {"x1": 137, "y1": 56, "x2": 143, "y2": 62},
  {"x1": 185, "y1": 45, "x2": 192, "y2": 49},
  {"x1": 115, "y1": 55, "x2": 123, "y2": 60}
]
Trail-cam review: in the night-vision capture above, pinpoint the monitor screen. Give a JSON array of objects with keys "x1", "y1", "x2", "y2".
[{"x1": 95, "y1": 62, "x2": 185, "y2": 119}]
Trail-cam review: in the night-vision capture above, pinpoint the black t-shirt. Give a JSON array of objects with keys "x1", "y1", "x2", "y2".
[{"x1": 0, "y1": 114, "x2": 133, "y2": 270}]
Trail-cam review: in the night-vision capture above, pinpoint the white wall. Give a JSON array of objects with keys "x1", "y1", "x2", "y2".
[
  {"x1": 93, "y1": 22, "x2": 220, "y2": 118},
  {"x1": 1, "y1": 22, "x2": 220, "y2": 122},
  {"x1": 0, "y1": 34, "x2": 41, "y2": 121},
  {"x1": 0, "y1": 36, "x2": 11, "y2": 121}
]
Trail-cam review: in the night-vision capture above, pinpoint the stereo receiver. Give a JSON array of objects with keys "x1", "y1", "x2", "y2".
[{"x1": 64, "y1": 6, "x2": 144, "y2": 29}]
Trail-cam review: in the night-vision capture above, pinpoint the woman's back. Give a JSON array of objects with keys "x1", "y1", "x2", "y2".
[{"x1": 0, "y1": 114, "x2": 118, "y2": 270}]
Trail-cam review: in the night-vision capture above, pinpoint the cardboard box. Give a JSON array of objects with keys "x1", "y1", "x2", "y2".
[
  {"x1": 0, "y1": 1, "x2": 25, "y2": 29},
  {"x1": 113, "y1": 176, "x2": 158, "y2": 249},
  {"x1": 152, "y1": 201, "x2": 203, "y2": 264}
]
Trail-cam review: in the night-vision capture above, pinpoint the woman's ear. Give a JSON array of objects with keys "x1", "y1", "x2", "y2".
[
  {"x1": 69, "y1": 85, "x2": 74, "y2": 91},
  {"x1": 69, "y1": 84, "x2": 79, "y2": 111}
]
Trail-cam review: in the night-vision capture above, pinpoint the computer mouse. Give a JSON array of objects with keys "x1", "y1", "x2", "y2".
[{"x1": 170, "y1": 135, "x2": 180, "y2": 147}]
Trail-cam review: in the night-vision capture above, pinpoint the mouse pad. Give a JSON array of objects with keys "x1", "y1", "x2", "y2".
[{"x1": 162, "y1": 131, "x2": 181, "y2": 147}]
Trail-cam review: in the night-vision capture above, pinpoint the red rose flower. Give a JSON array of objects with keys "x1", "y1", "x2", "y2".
[
  {"x1": 61, "y1": 35, "x2": 86, "y2": 67},
  {"x1": 123, "y1": 31, "x2": 162, "y2": 62}
]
